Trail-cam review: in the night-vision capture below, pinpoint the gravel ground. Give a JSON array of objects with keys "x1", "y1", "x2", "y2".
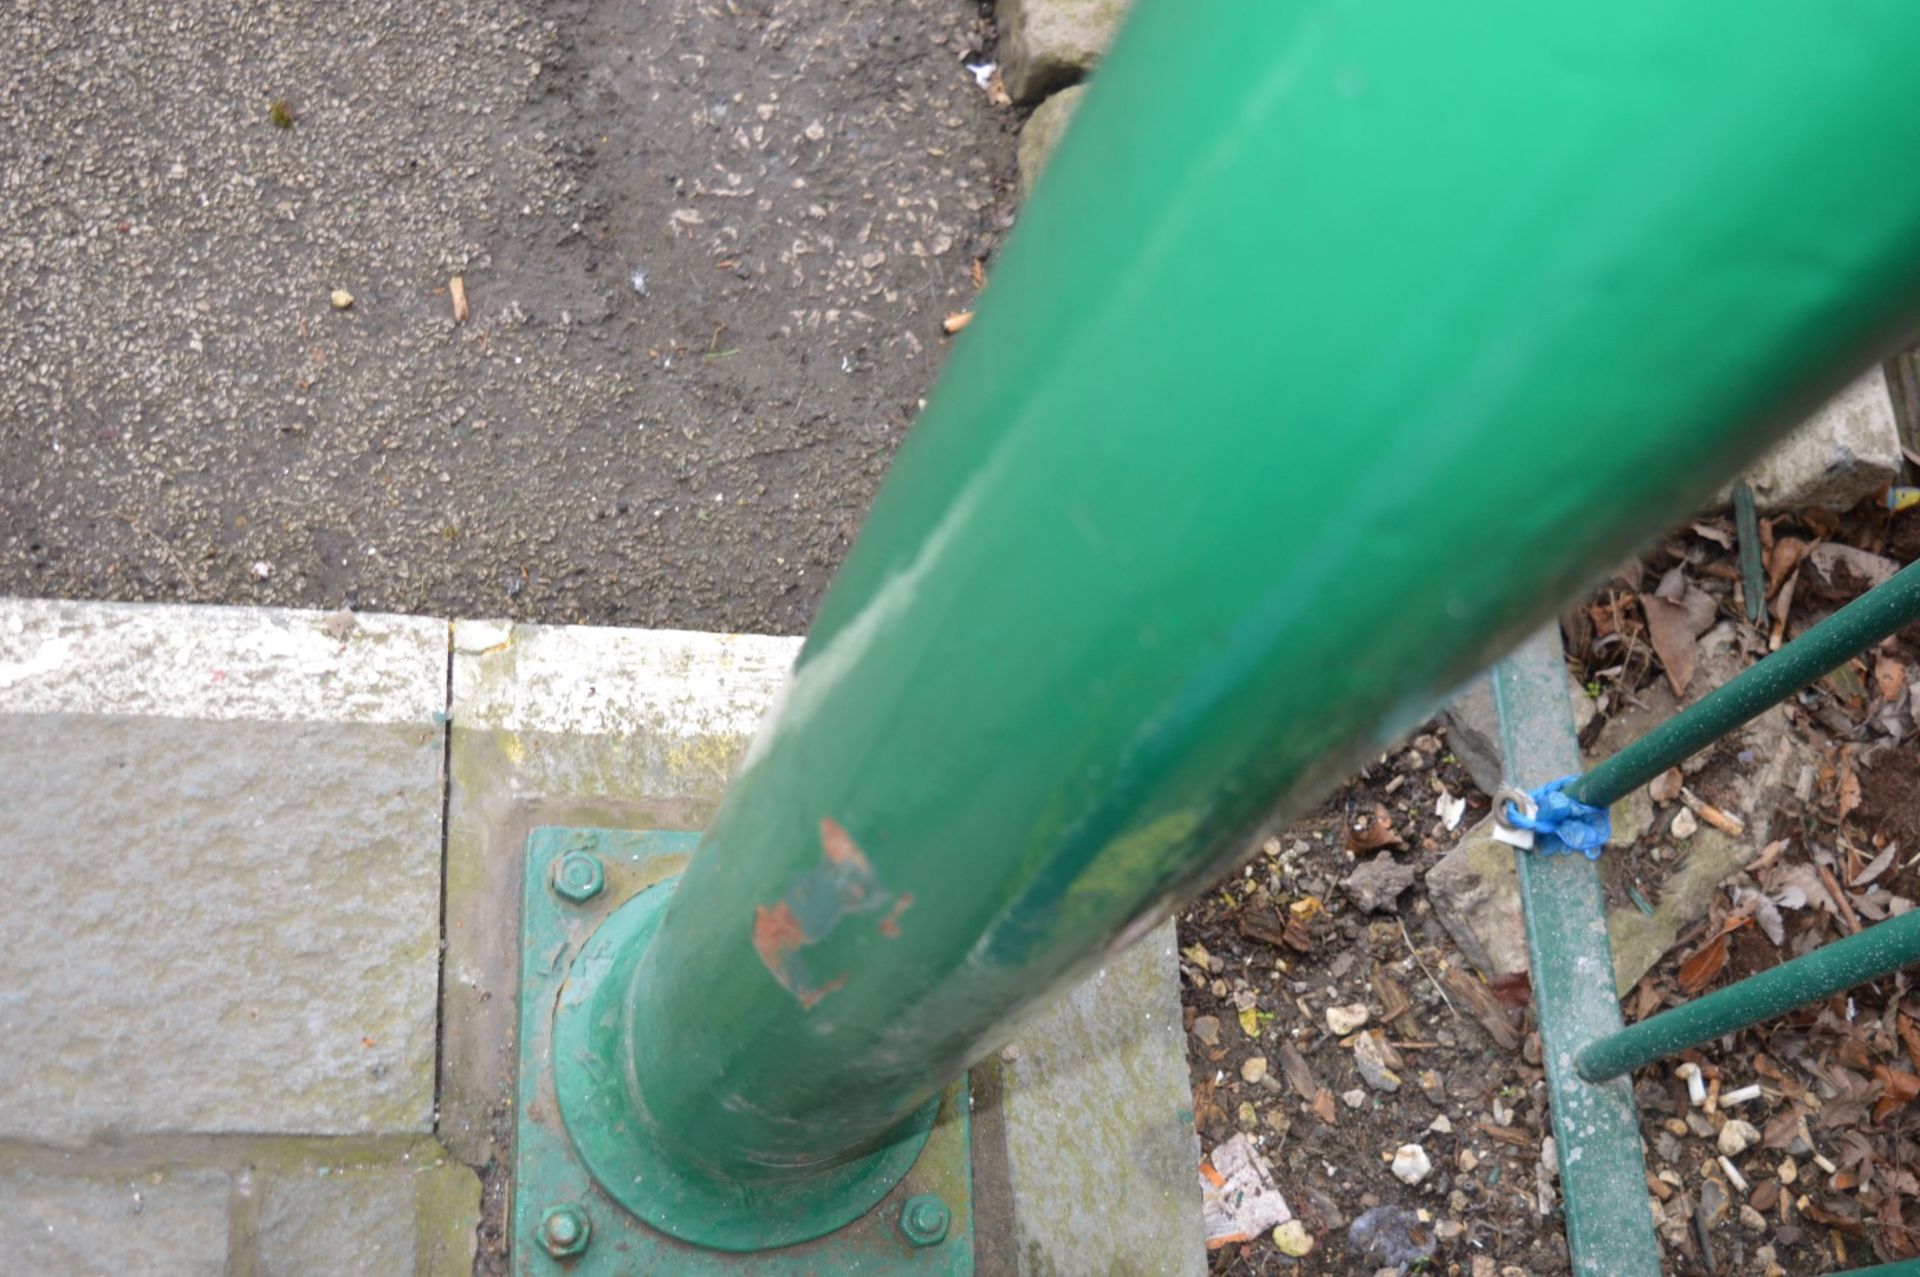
[{"x1": 0, "y1": 0, "x2": 1017, "y2": 634}]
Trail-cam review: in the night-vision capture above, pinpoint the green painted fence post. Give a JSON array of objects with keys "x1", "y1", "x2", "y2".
[{"x1": 546, "y1": 2, "x2": 1920, "y2": 1259}]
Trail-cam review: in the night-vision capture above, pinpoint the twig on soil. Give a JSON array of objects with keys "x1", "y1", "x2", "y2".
[
  {"x1": 1816, "y1": 862, "x2": 1863, "y2": 934},
  {"x1": 1400, "y1": 918, "x2": 1458, "y2": 1020}
]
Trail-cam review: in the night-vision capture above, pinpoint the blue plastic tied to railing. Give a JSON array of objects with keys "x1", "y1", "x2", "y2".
[{"x1": 1502, "y1": 774, "x2": 1609, "y2": 859}]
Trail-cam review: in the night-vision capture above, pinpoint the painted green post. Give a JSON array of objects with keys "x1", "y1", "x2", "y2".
[
  {"x1": 1495, "y1": 629, "x2": 1665, "y2": 1272},
  {"x1": 552, "y1": 1, "x2": 1920, "y2": 1256},
  {"x1": 1579, "y1": 910, "x2": 1920, "y2": 1082}
]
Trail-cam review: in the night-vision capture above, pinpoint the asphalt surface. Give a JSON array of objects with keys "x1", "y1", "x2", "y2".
[{"x1": 0, "y1": 0, "x2": 1017, "y2": 634}]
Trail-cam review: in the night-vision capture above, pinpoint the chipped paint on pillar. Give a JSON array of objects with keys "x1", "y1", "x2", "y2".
[{"x1": 753, "y1": 817, "x2": 903, "y2": 1009}]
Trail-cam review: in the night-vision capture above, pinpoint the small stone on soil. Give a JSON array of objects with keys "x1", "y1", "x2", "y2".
[
  {"x1": 1352, "y1": 1031, "x2": 1402, "y2": 1092},
  {"x1": 1326, "y1": 1003, "x2": 1370, "y2": 1035},
  {"x1": 1340, "y1": 855, "x2": 1418, "y2": 912},
  {"x1": 1272, "y1": 1219, "x2": 1315, "y2": 1256},
  {"x1": 1390, "y1": 1143, "x2": 1432, "y2": 1185},
  {"x1": 1717, "y1": 1118, "x2": 1759, "y2": 1156}
]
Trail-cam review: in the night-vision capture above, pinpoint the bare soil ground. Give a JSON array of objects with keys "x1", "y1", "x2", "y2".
[
  {"x1": 1184, "y1": 500, "x2": 1920, "y2": 1275},
  {"x1": 0, "y1": 0, "x2": 1015, "y2": 636}
]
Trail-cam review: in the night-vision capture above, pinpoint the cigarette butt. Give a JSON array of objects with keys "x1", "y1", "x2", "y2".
[
  {"x1": 450, "y1": 276, "x2": 469, "y2": 324},
  {"x1": 1719, "y1": 1155, "x2": 1749, "y2": 1193},
  {"x1": 942, "y1": 311, "x2": 973, "y2": 335},
  {"x1": 1720, "y1": 1084, "x2": 1763, "y2": 1106}
]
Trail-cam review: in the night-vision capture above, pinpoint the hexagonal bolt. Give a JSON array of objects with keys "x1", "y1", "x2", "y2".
[
  {"x1": 552, "y1": 851, "x2": 605, "y2": 905},
  {"x1": 897, "y1": 1193, "x2": 950, "y2": 1248},
  {"x1": 538, "y1": 1202, "x2": 592, "y2": 1258}
]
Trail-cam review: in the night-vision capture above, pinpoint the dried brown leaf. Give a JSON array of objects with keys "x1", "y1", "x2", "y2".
[
  {"x1": 1642, "y1": 593, "x2": 1706, "y2": 696},
  {"x1": 1676, "y1": 931, "x2": 1730, "y2": 996},
  {"x1": 1761, "y1": 1105, "x2": 1802, "y2": 1150},
  {"x1": 1898, "y1": 1013, "x2": 1920, "y2": 1076},
  {"x1": 1872, "y1": 1064, "x2": 1920, "y2": 1122},
  {"x1": 1800, "y1": 1198, "x2": 1866, "y2": 1235},
  {"x1": 1875, "y1": 655, "x2": 1909, "y2": 703},
  {"x1": 1770, "y1": 569, "x2": 1799, "y2": 641},
  {"x1": 1766, "y1": 537, "x2": 1809, "y2": 593},
  {"x1": 1371, "y1": 963, "x2": 1412, "y2": 1024},
  {"x1": 1489, "y1": 971, "x2": 1533, "y2": 1010},
  {"x1": 1236, "y1": 908, "x2": 1289, "y2": 950},
  {"x1": 1878, "y1": 1194, "x2": 1918, "y2": 1260},
  {"x1": 1839, "y1": 758, "x2": 1864, "y2": 824},
  {"x1": 1852, "y1": 843, "x2": 1897, "y2": 888},
  {"x1": 1810, "y1": 542, "x2": 1900, "y2": 591},
  {"x1": 1346, "y1": 803, "x2": 1405, "y2": 853}
]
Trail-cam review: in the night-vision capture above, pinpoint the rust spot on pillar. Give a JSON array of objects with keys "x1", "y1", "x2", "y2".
[{"x1": 749, "y1": 817, "x2": 897, "y2": 1008}]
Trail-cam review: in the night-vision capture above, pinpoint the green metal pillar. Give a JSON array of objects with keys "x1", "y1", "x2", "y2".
[{"x1": 537, "y1": 0, "x2": 1920, "y2": 1258}]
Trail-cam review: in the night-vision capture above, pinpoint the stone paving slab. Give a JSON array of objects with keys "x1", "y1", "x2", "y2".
[
  {"x1": 994, "y1": 0, "x2": 1129, "y2": 103},
  {"x1": 0, "y1": 1167, "x2": 230, "y2": 1277},
  {"x1": 0, "y1": 600, "x2": 446, "y2": 1143},
  {"x1": 0, "y1": 1136, "x2": 478, "y2": 1277},
  {"x1": 0, "y1": 599, "x2": 1202, "y2": 1273},
  {"x1": 256, "y1": 1158, "x2": 480, "y2": 1277},
  {"x1": 1740, "y1": 366, "x2": 1904, "y2": 511},
  {"x1": 977, "y1": 924, "x2": 1204, "y2": 1277}
]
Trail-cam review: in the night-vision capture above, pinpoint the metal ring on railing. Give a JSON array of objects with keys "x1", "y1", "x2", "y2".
[{"x1": 1493, "y1": 785, "x2": 1536, "y2": 831}]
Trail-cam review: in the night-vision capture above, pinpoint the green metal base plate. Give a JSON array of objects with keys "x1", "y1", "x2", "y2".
[{"x1": 512, "y1": 827, "x2": 975, "y2": 1275}]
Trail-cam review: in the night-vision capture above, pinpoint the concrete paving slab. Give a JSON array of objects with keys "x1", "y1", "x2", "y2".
[
  {"x1": 256, "y1": 1161, "x2": 480, "y2": 1277},
  {"x1": 1740, "y1": 367, "x2": 1904, "y2": 511},
  {"x1": 978, "y1": 923, "x2": 1204, "y2": 1277},
  {"x1": 995, "y1": 0, "x2": 1130, "y2": 103},
  {"x1": 0, "y1": 597, "x2": 1201, "y2": 1271},
  {"x1": 0, "y1": 1167, "x2": 230, "y2": 1277},
  {"x1": 0, "y1": 600, "x2": 446, "y2": 1143}
]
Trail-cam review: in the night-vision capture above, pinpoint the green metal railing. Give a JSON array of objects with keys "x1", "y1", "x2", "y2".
[
  {"x1": 517, "y1": 3, "x2": 1920, "y2": 1273},
  {"x1": 1490, "y1": 566, "x2": 1920, "y2": 1274},
  {"x1": 1565, "y1": 560, "x2": 1920, "y2": 1083}
]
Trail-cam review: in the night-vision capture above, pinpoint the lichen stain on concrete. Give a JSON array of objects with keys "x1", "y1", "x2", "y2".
[{"x1": 751, "y1": 817, "x2": 899, "y2": 1008}]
